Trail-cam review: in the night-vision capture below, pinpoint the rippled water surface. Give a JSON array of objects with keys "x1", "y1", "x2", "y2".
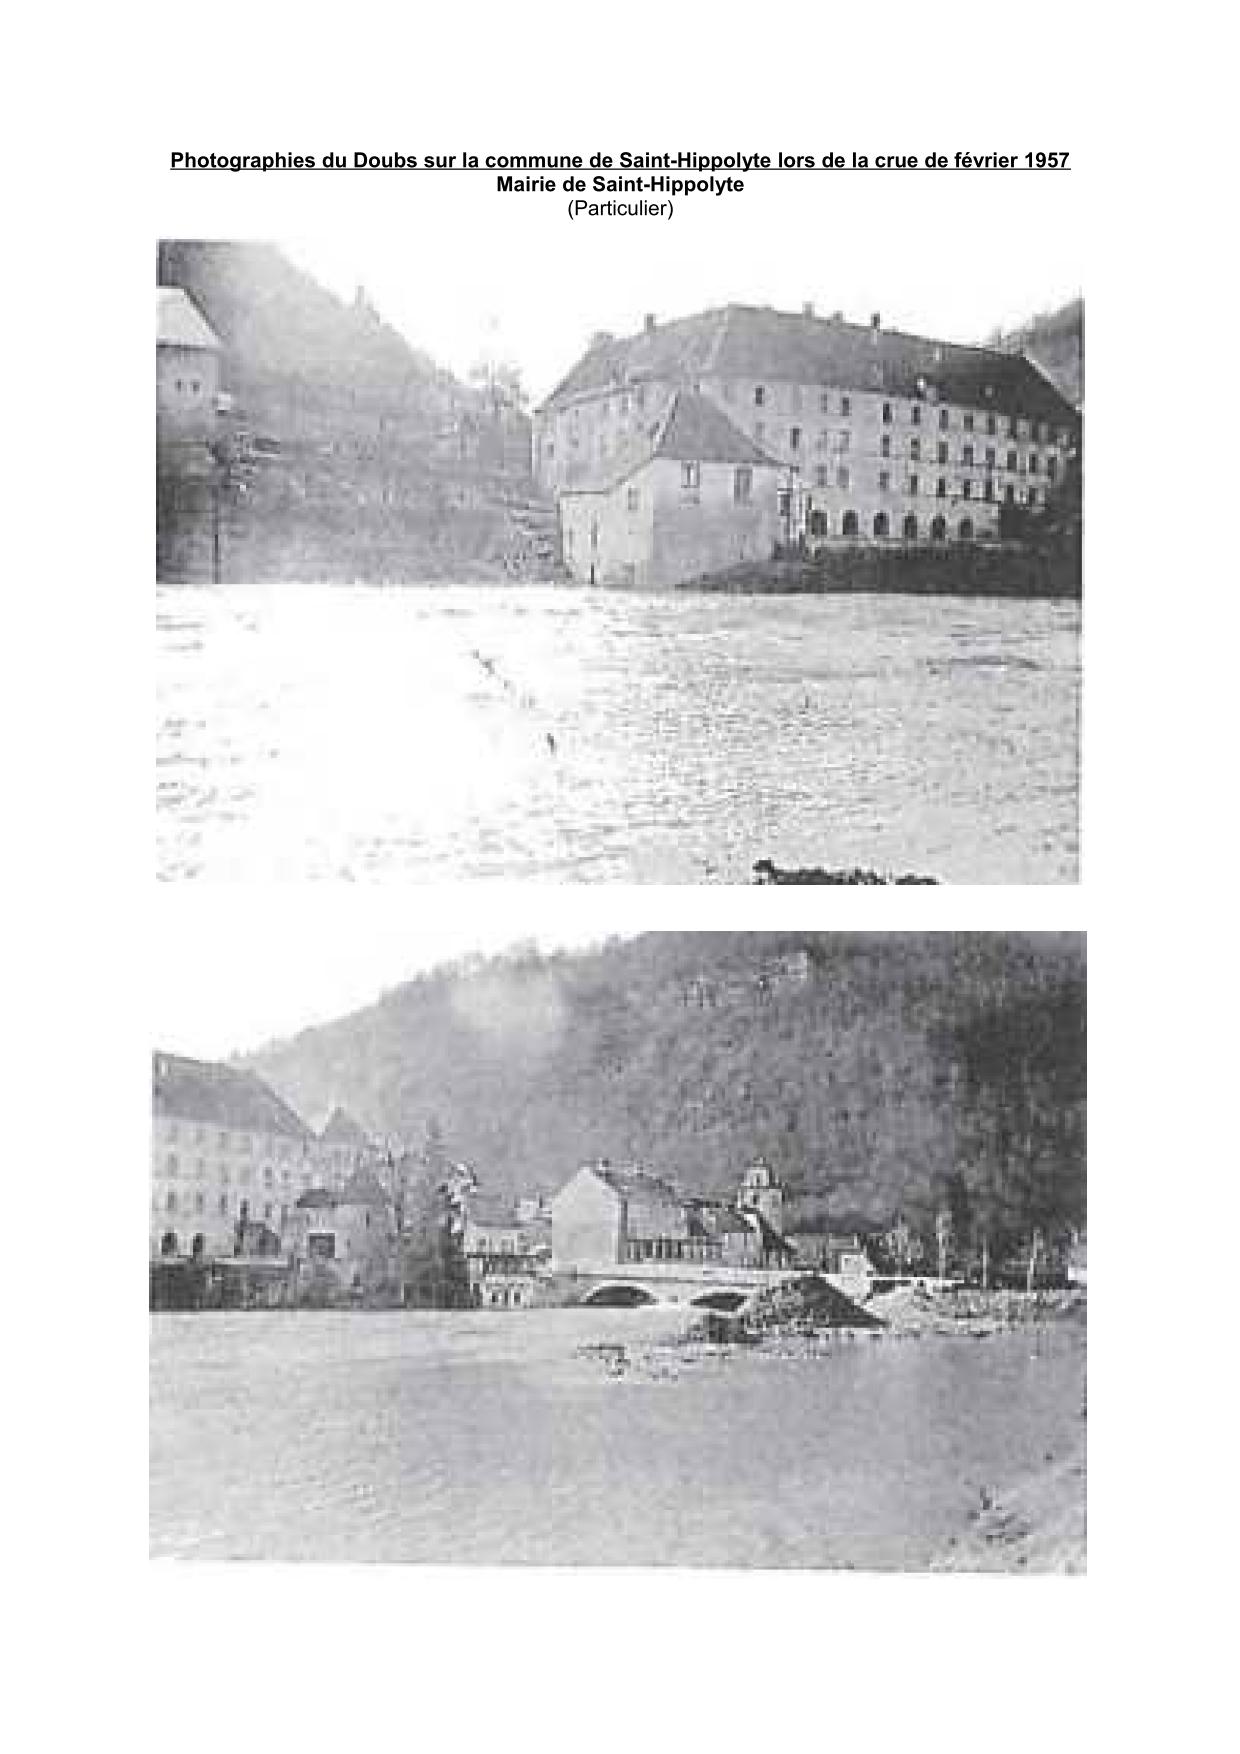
[
  {"x1": 149, "y1": 1310, "x2": 1085, "y2": 1567},
  {"x1": 157, "y1": 584, "x2": 1079, "y2": 882}
]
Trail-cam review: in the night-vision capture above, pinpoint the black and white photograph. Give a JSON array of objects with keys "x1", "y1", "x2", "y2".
[
  {"x1": 156, "y1": 226, "x2": 1081, "y2": 886},
  {"x1": 150, "y1": 924, "x2": 1085, "y2": 1571}
]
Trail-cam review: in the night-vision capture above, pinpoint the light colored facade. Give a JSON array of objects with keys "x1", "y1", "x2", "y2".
[
  {"x1": 556, "y1": 389, "x2": 784, "y2": 588},
  {"x1": 156, "y1": 287, "x2": 222, "y2": 448},
  {"x1": 286, "y1": 1172, "x2": 398, "y2": 1298},
  {"x1": 461, "y1": 1195, "x2": 551, "y2": 1309},
  {"x1": 537, "y1": 304, "x2": 1081, "y2": 575},
  {"x1": 150, "y1": 1051, "x2": 317, "y2": 1261}
]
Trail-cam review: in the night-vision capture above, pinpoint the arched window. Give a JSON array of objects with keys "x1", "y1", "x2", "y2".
[
  {"x1": 958, "y1": 517, "x2": 974, "y2": 541},
  {"x1": 873, "y1": 512, "x2": 890, "y2": 538},
  {"x1": 841, "y1": 510, "x2": 859, "y2": 538},
  {"x1": 902, "y1": 514, "x2": 918, "y2": 541},
  {"x1": 930, "y1": 515, "x2": 947, "y2": 541},
  {"x1": 160, "y1": 1231, "x2": 178, "y2": 1257}
]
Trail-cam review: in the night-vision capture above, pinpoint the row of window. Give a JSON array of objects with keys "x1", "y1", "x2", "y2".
[
  {"x1": 656, "y1": 462, "x2": 1042, "y2": 507},
  {"x1": 755, "y1": 428, "x2": 1058, "y2": 472},
  {"x1": 818, "y1": 511, "x2": 982, "y2": 541},
  {"x1": 161, "y1": 1151, "x2": 303, "y2": 1188},
  {"x1": 155, "y1": 1189, "x2": 288, "y2": 1222},
  {"x1": 161, "y1": 1122, "x2": 309, "y2": 1159},
  {"x1": 812, "y1": 467, "x2": 1039, "y2": 506},
  {"x1": 557, "y1": 389, "x2": 1069, "y2": 448}
]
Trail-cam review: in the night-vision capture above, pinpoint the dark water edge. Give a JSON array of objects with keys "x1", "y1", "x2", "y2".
[{"x1": 684, "y1": 545, "x2": 1080, "y2": 599}]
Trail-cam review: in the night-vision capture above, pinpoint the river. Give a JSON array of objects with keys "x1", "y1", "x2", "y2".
[
  {"x1": 149, "y1": 1309, "x2": 1085, "y2": 1568},
  {"x1": 156, "y1": 584, "x2": 1079, "y2": 883}
]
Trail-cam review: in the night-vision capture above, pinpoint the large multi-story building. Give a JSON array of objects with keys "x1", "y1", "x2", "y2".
[
  {"x1": 535, "y1": 303, "x2": 1081, "y2": 586},
  {"x1": 150, "y1": 1051, "x2": 319, "y2": 1261}
]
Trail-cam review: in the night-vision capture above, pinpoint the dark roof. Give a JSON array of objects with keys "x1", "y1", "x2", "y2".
[
  {"x1": 652, "y1": 388, "x2": 777, "y2": 466},
  {"x1": 320, "y1": 1106, "x2": 372, "y2": 1150},
  {"x1": 466, "y1": 1193, "x2": 522, "y2": 1229},
  {"x1": 559, "y1": 387, "x2": 778, "y2": 496},
  {"x1": 543, "y1": 303, "x2": 1079, "y2": 427},
  {"x1": 687, "y1": 1200, "x2": 753, "y2": 1238},
  {"x1": 592, "y1": 1165, "x2": 684, "y2": 1205},
  {"x1": 152, "y1": 1052, "x2": 312, "y2": 1141}
]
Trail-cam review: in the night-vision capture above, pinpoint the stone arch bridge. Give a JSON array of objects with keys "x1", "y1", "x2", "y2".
[{"x1": 564, "y1": 1263, "x2": 809, "y2": 1315}]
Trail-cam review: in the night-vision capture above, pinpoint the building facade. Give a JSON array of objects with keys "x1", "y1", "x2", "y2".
[
  {"x1": 150, "y1": 1051, "x2": 318, "y2": 1261},
  {"x1": 536, "y1": 303, "x2": 1081, "y2": 584},
  {"x1": 156, "y1": 287, "x2": 222, "y2": 450},
  {"x1": 556, "y1": 388, "x2": 784, "y2": 587},
  {"x1": 286, "y1": 1170, "x2": 398, "y2": 1300},
  {"x1": 550, "y1": 1160, "x2": 793, "y2": 1274},
  {"x1": 462, "y1": 1194, "x2": 551, "y2": 1309}
]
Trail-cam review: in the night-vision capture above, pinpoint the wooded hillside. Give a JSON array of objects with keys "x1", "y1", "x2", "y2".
[{"x1": 247, "y1": 933, "x2": 1085, "y2": 1252}]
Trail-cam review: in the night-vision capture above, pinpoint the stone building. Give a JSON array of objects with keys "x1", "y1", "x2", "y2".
[
  {"x1": 555, "y1": 387, "x2": 783, "y2": 587},
  {"x1": 286, "y1": 1169, "x2": 398, "y2": 1301},
  {"x1": 536, "y1": 303, "x2": 1081, "y2": 583},
  {"x1": 150, "y1": 1051, "x2": 317, "y2": 1261},
  {"x1": 461, "y1": 1194, "x2": 551, "y2": 1309}
]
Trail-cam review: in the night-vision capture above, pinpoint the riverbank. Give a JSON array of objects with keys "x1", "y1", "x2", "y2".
[{"x1": 685, "y1": 542, "x2": 1080, "y2": 600}]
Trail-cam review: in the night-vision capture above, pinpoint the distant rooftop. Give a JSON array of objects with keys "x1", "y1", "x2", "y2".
[
  {"x1": 320, "y1": 1105, "x2": 372, "y2": 1150},
  {"x1": 152, "y1": 1051, "x2": 311, "y2": 1140}
]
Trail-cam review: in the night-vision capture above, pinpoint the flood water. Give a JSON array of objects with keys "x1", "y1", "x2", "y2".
[
  {"x1": 157, "y1": 584, "x2": 1079, "y2": 883},
  {"x1": 149, "y1": 1310, "x2": 1085, "y2": 1568}
]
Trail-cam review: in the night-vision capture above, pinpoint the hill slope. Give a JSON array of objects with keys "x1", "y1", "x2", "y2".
[
  {"x1": 156, "y1": 241, "x2": 556, "y2": 582},
  {"x1": 247, "y1": 933, "x2": 1085, "y2": 1249}
]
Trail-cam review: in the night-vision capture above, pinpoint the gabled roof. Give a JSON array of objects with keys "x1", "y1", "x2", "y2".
[
  {"x1": 651, "y1": 387, "x2": 777, "y2": 468},
  {"x1": 591, "y1": 1164, "x2": 684, "y2": 1205},
  {"x1": 156, "y1": 286, "x2": 221, "y2": 351},
  {"x1": 558, "y1": 387, "x2": 778, "y2": 496},
  {"x1": 320, "y1": 1105, "x2": 372, "y2": 1150},
  {"x1": 687, "y1": 1200, "x2": 753, "y2": 1238},
  {"x1": 542, "y1": 303, "x2": 1079, "y2": 427},
  {"x1": 153, "y1": 1052, "x2": 312, "y2": 1141}
]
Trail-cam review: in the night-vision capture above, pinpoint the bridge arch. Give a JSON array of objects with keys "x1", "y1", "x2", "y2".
[
  {"x1": 581, "y1": 1283, "x2": 659, "y2": 1308},
  {"x1": 689, "y1": 1290, "x2": 748, "y2": 1312}
]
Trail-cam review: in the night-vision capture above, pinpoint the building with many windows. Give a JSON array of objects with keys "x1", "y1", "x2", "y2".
[
  {"x1": 150, "y1": 1051, "x2": 319, "y2": 1262},
  {"x1": 535, "y1": 303, "x2": 1080, "y2": 585}
]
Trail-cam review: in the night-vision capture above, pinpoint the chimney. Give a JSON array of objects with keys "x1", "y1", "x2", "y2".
[
  {"x1": 802, "y1": 301, "x2": 815, "y2": 318},
  {"x1": 644, "y1": 313, "x2": 657, "y2": 333},
  {"x1": 870, "y1": 311, "x2": 882, "y2": 330}
]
